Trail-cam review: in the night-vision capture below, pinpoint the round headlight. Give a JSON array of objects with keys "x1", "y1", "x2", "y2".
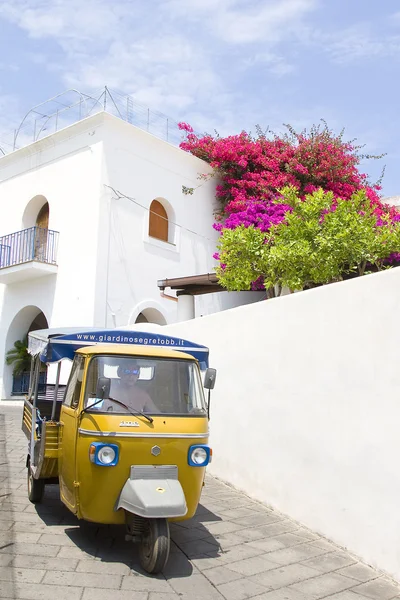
[
  {"x1": 191, "y1": 447, "x2": 208, "y2": 465},
  {"x1": 97, "y1": 446, "x2": 116, "y2": 465}
]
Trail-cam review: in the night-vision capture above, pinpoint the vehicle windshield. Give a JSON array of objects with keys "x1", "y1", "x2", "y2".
[{"x1": 84, "y1": 355, "x2": 207, "y2": 416}]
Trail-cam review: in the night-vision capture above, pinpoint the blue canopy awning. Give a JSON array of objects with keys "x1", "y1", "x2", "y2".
[{"x1": 28, "y1": 328, "x2": 209, "y2": 369}]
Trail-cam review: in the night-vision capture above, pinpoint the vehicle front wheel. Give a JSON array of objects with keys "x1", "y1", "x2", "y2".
[
  {"x1": 27, "y1": 460, "x2": 45, "y2": 504},
  {"x1": 139, "y1": 518, "x2": 170, "y2": 574}
]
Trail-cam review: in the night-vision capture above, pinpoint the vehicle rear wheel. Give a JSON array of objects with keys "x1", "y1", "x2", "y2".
[
  {"x1": 27, "y1": 459, "x2": 45, "y2": 504},
  {"x1": 139, "y1": 518, "x2": 170, "y2": 574}
]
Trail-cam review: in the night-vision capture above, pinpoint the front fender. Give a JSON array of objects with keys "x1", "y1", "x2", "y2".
[{"x1": 116, "y1": 466, "x2": 188, "y2": 519}]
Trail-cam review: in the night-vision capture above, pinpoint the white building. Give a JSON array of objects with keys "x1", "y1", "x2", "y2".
[{"x1": 0, "y1": 102, "x2": 262, "y2": 399}]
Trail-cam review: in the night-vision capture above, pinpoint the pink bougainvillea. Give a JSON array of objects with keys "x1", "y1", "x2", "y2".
[
  {"x1": 177, "y1": 122, "x2": 194, "y2": 133},
  {"x1": 179, "y1": 122, "x2": 398, "y2": 275}
]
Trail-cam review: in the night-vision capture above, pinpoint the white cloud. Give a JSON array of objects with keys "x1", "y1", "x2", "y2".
[
  {"x1": 0, "y1": 0, "x2": 130, "y2": 41},
  {"x1": 0, "y1": 93, "x2": 25, "y2": 152},
  {"x1": 213, "y1": 0, "x2": 316, "y2": 44},
  {"x1": 241, "y1": 51, "x2": 294, "y2": 76},
  {"x1": 0, "y1": 63, "x2": 19, "y2": 72},
  {"x1": 163, "y1": 0, "x2": 316, "y2": 44},
  {"x1": 314, "y1": 22, "x2": 400, "y2": 64},
  {"x1": 61, "y1": 34, "x2": 223, "y2": 117},
  {"x1": 2, "y1": 0, "x2": 397, "y2": 196},
  {"x1": 0, "y1": 0, "x2": 319, "y2": 136}
]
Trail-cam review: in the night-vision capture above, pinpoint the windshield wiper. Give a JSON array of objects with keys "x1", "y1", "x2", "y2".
[
  {"x1": 107, "y1": 396, "x2": 154, "y2": 424},
  {"x1": 83, "y1": 396, "x2": 153, "y2": 424}
]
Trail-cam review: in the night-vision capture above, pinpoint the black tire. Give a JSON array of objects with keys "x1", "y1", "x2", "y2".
[
  {"x1": 139, "y1": 518, "x2": 170, "y2": 574},
  {"x1": 27, "y1": 460, "x2": 45, "y2": 504}
]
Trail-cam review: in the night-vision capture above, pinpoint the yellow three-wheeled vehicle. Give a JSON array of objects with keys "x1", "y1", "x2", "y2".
[{"x1": 22, "y1": 328, "x2": 216, "y2": 574}]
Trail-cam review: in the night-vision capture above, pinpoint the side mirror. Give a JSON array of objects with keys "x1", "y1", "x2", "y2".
[
  {"x1": 96, "y1": 376, "x2": 111, "y2": 400},
  {"x1": 204, "y1": 368, "x2": 217, "y2": 390}
]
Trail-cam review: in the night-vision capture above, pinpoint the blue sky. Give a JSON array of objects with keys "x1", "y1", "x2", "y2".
[{"x1": 0, "y1": 0, "x2": 399, "y2": 197}]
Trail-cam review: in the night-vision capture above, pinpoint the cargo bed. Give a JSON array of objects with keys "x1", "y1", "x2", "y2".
[{"x1": 22, "y1": 395, "x2": 62, "y2": 480}]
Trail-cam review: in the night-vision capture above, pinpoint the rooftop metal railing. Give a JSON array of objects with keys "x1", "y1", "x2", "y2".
[
  {"x1": 0, "y1": 226, "x2": 59, "y2": 269},
  {"x1": 0, "y1": 87, "x2": 186, "y2": 154}
]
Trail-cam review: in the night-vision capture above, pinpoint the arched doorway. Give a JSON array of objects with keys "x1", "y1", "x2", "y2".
[
  {"x1": 134, "y1": 308, "x2": 167, "y2": 326},
  {"x1": 21, "y1": 196, "x2": 50, "y2": 263},
  {"x1": 35, "y1": 202, "x2": 49, "y2": 261},
  {"x1": 29, "y1": 312, "x2": 48, "y2": 332},
  {"x1": 4, "y1": 306, "x2": 48, "y2": 396},
  {"x1": 135, "y1": 312, "x2": 149, "y2": 324},
  {"x1": 36, "y1": 202, "x2": 49, "y2": 229},
  {"x1": 22, "y1": 195, "x2": 49, "y2": 230}
]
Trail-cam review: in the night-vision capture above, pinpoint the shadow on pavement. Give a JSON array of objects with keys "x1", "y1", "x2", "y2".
[
  {"x1": 0, "y1": 411, "x2": 16, "y2": 599},
  {"x1": 34, "y1": 483, "x2": 222, "y2": 578}
]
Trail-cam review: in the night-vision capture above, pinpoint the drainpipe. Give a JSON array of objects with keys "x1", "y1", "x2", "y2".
[
  {"x1": 177, "y1": 292, "x2": 195, "y2": 321},
  {"x1": 160, "y1": 292, "x2": 178, "y2": 303}
]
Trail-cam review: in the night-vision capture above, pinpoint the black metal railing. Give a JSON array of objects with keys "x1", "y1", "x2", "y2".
[
  {"x1": 0, "y1": 226, "x2": 59, "y2": 269},
  {"x1": 12, "y1": 371, "x2": 46, "y2": 395}
]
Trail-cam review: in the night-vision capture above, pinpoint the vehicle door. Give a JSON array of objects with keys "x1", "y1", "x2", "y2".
[{"x1": 58, "y1": 354, "x2": 85, "y2": 513}]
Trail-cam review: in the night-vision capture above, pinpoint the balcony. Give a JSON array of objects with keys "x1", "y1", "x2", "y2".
[{"x1": 0, "y1": 226, "x2": 59, "y2": 284}]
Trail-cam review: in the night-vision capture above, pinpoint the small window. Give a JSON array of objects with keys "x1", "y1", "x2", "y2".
[
  {"x1": 63, "y1": 355, "x2": 85, "y2": 408},
  {"x1": 149, "y1": 200, "x2": 168, "y2": 242}
]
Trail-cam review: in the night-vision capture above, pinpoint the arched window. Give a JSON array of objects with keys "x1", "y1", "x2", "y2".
[{"x1": 149, "y1": 200, "x2": 168, "y2": 242}]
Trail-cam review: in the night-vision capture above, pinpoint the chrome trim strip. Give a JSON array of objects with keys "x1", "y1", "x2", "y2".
[{"x1": 78, "y1": 428, "x2": 209, "y2": 439}]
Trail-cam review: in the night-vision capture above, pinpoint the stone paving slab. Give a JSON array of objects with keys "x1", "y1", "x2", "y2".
[{"x1": 1, "y1": 404, "x2": 400, "y2": 600}]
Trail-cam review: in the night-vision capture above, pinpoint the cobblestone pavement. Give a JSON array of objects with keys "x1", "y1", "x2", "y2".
[{"x1": 1, "y1": 404, "x2": 400, "y2": 600}]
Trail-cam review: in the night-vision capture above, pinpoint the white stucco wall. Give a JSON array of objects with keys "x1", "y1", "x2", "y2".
[
  {"x1": 161, "y1": 267, "x2": 400, "y2": 581},
  {"x1": 0, "y1": 119, "x2": 105, "y2": 397},
  {"x1": 0, "y1": 111, "x2": 263, "y2": 397},
  {"x1": 97, "y1": 114, "x2": 263, "y2": 327}
]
